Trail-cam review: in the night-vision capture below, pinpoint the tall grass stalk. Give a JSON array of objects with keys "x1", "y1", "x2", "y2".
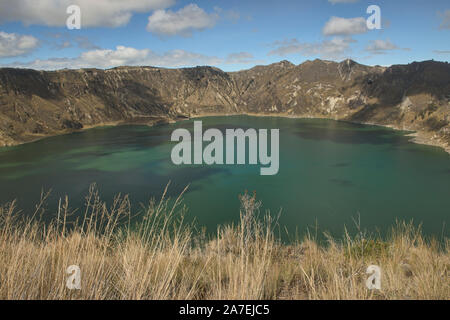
[{"x1": 0, "y1": 186, "x2": 448, "y2": 300}]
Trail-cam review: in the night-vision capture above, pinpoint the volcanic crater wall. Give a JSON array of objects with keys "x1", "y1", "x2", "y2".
[{"x1": 0, "y1": 59, "x2": 449, "y2": 151}]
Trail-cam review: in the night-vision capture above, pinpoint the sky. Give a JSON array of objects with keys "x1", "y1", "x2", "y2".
[{"x1": 0, "y1": 0, "x2": 449, "y2": 71}]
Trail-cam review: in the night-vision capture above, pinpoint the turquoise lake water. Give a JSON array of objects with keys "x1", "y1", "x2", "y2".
[{"x1": 0, "y1": 116, "x2": 448, "y2": 239}]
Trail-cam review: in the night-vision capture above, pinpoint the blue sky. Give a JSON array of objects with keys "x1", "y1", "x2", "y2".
[{"x1": 0, "y1": 0, "x2": 449, "y2": 71}]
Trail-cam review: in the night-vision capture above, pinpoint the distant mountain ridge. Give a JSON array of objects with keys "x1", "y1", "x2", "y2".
[{"x1": 0, "y1": 59, "x2": 449, "y2": 152}]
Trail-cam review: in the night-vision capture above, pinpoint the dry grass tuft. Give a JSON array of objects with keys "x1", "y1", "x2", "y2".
[{"x1": 0, "y1": 186, "x2": 448, "y2": 300}]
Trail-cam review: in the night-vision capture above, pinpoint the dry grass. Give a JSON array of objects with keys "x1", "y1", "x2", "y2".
[{"x1": 0, "y1": 185, "x2": 448, "y2": 300}]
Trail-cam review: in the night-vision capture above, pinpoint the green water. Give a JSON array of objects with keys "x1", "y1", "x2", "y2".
[{"x1": 0, "y1": 116, "x2": 449, "y2": 239}]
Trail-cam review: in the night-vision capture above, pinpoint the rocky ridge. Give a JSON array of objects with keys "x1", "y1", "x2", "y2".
[{"x1": 0, "y1": 59, "x2": 449, "y2": 152}]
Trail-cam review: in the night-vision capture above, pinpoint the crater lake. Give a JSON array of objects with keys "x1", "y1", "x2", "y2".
[{"x1": 0, "y1": 116, "x2": 448, "y2": 240}]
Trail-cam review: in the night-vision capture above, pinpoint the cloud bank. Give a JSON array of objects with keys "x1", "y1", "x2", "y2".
[
  {"x1": 0, "y1": 31, "x2": 39, "y2": 58},
  {"x1": 322, "y1": 16, "x2": 367, "y2": 36},
  {"x1": 0, "y1": 0, "x2": 175, "y2": 27},
  {"x1": 365, "y1": 39, "x2": 410, "y2": 55},
  {"x1": 268, "y1": 37, "x2": 355, "y2": 60},
  {"x1": 439, "y1": 10, "x2": 450, "y2": 29},
  {"x1": 2, "y1": 46, "x2": 260, "y2": 70},
  {"x1": 147, "y1": 4, "x2": 218, "y2": 37}
]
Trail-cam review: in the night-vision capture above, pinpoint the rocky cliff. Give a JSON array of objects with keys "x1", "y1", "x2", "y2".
[{"x1": 0, "y1": 59, "x2": 449, "y2": 151}]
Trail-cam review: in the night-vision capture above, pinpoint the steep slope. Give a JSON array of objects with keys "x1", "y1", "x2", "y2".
[{"x1": 0, "y1": 59, "x2": 449, "y2": 151}]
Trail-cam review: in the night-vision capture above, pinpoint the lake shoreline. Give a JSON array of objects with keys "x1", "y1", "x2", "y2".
[
  {"x1": 1, "y1": 112, "x2": 449, "y2": 155},
  {"x1": 190, "y1": 112, "x2": 450, "y2": 155}
]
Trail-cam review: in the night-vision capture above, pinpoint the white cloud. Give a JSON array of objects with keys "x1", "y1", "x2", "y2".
[
  {"x1": 0, "y1": 31, "x2": 39, "y2": 58},
  {"x1": 0, "y1": 0, "x2": 174, "y2": 27},
  {"x1": 268, "y1": 37, "x2": 355, "y2": 60},
  {"x1": 80, "y1": 46, "x2": 152, "y2": 68},
  {"x1": 328, "y1": 0, "x2": 359, "y2": 3},
  {"x1": 147, "y1": 4, "x2": 218, "y2": 37},
  {"x1": 46, "y1": 33, "x2": 101, "y2": 50},
  {"x1": 224, "y1": 10, "x2": 240, "y2": 22},
  {"x1": 225, "y1": 52, "x2": 263, "y2": 64},
  {"x1": 433, "y1": 50, "x2": 450, "y2": 55},
  {"x1": 2, "y1": 45, "x2": 223, "y2": 70},
  {"x1": 367, "y1": 39, "x2": 397, "y2": 51},
  {"x1": 322, "y1": 16, "x2": 367, "y2": 36},
  {"x1": 438, "y1": 10, "x2": 450, "y2": 29},
  {"x1": 75, "y1": 36, "x2": 102, "y2": 50},
  {"x1": 2, "y1": 46, "x2": 261, "y2": 70},
  {"x1": 366, "y1": 39, "x2": 409, "y2": 55}
]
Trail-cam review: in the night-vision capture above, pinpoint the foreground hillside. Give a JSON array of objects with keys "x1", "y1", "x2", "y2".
[
  {"x1": 0, "y1": 188, "x2": 448, "y2": 300},
  {"x1": 0, "y1": 59, "x2": 449, "y2": 151}
]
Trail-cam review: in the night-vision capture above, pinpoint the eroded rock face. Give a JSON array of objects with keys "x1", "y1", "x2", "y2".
[{"x1": 0, "y1": 59, "x2": 449, "y2": 150}]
